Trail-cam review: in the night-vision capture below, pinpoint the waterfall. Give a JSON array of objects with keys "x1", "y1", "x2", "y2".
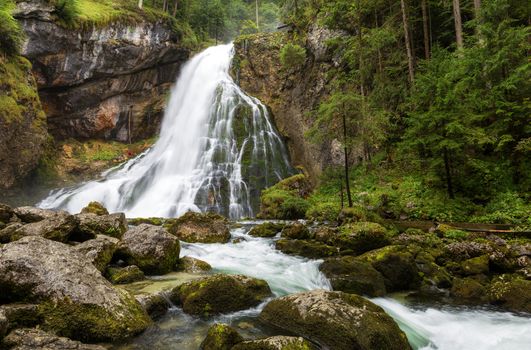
[{"x1": 39, "y1": 44, "x2": 293, "y2": 219}]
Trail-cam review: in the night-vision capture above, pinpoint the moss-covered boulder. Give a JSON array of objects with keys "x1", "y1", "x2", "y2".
[
  {"x1": 487, "y1": 275, "x2": 531, "y2": 313},
  {"x1": 451, "y1": 277, "x2": 487, "y2": 302},
  {"x1": 170, "y1": 274, "x2": 272, "y2": 317},
  {"x1": 232, "y1": 336, "x2": 317, "y2": 350},
  {"x1": 258, "y1": 174, "x2": 312, "y2": 220},
  {"x1": 11, "y1": 211, "x2": 79, "y2": 243},
  {"x1": 200, "y1": 323, "x2": 244, "y2": 350},
  {"x1": 106, "y1": 266, "x2": 145, "y2": 284},
  {"x1": 336, "y1": 222, "x2": 390, "y2": 254},
  {"x1": 117, "y1": 224, "x2": 180, "y2": 275},
  {"x1": 0, "y1": 223, "x2": 23, "y2": 244},
  {"x1": 313, "y1": 226, "x2": 339, "y2": 244},
  {"x1": 319, "y1": 256, "x2": 386, "y2": 297},
  {"x1": 0, "y1": 203, "x2": 14, "y2": 223},
  {"x1": 3, "y1": 328, "x2": 107, "y2": 350},
  {"x1": 357, "y1": 245, "x2": 421, "y2": 292},
  {"x1": 74, "y1": 234, "x2": 119, "y2": 272},
  {"x1": 135, "y1": 293, "x2": 171, "y2": 320},
  {"x1": 0, "y1": 236, "x2": 151, "y2": 342},
  {"x1": 259, "y1": 290, "x2": 411, "y2": 350},
  {"x1": 168, "y1": 212, "x2": 231, "y2": 243},
  {"x1": 176, "y1": 256, "x2": 212, "y2": 273},
  {"x1": 12, "y1": 207, "x2": 60, "y2": 223},
  {"x1": 459, "y1": 255, "x2": 490, "y2": 276},
  {"x1": 275, "y1": 239, "x2": 338, "y2": 259},
  {"x1": 80, "y1": 201, "x2": 109, "y2": 216},
  {"x1": 249, "y1": 222, "x2": 285, "y2": 238},
  {"x1": 0, "y1": 304, "x2": 41, "y2": 332},
  {"x1": 74, "y1": 213, "x2": 127, "y2": 240},
  {"x1": 281, "y1": 223, "x2": 310, "y2": 240}
]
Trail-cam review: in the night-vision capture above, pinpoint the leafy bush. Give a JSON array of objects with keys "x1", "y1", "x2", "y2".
[
  {"x1": 0, "y1": 0, "x2": 24, "y2": 56},
  {"x1": 279, "y1": 43, "x2": 306, "y2": 70},
  {"x1": 279, "y1": 196, "x2": 310, "y2": 220},
  {"x1": 305, "y1": 202, "x2": 340, "y2": 222}
]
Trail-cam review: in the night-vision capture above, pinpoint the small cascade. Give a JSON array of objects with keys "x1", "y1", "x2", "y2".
[{"x1": 39, "y1": 44, "x2": 293, "y2": 219}]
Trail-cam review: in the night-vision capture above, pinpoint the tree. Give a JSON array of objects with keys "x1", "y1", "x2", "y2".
[
  {"x1": 400, "y1": 0, "x2": 415, "y2": 83},
  {"x1": 421, "y1": 0, "x2": 430, "y2": 59},
  {"x1": 452, "y1": 0, "x2": 463, "y2": 49},
  {"x1": 138, "y1": 0, "x2": 143, "y2": 9}
]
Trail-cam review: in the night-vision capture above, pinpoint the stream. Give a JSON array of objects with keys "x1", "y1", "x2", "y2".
[{"x1": 116, "y1": 223, "x2": 531, "y2": 350}]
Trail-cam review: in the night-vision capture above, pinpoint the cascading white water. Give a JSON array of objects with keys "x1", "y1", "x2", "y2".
[{"x1": 39, "y1": 44, "x2": 292, "y2": 219}]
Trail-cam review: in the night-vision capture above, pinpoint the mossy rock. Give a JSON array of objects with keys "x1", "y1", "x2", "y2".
[
  {"x1": 128, "y1": 217, "x2": 167, "y2": 226},
  {"x1": 249, "y1": 222, "x2": 285, "y2": 238},
  {"x1": 0, "y1": 309, "x2": 7, "y2": 340},
  {"x1": 451, "y1": 277, "x2": 487, "y2": 302},
  {"x1": 170, "y1": 274, "x2": 272, "y2": 317},
  {"x1": 0, "y1": 304, "x2": 41, "y2": 332},
  {"x1": 135, "y1": 293, "x2": 170, "y2": 320},
  {"x1": 106, "y1": 266, "x2": 145, "y2": 284},
  {"x1": 80, "y1": 202, "x2": 109, "y2": 216},
  {"x1": 275, "y1": 239, "x2": 338, "y2": 259},
  {"x1": 357, "y1": 245, "x2": 422, "y2": 292},
  {"x1": 259, "y1": 290, "x2": 411, "y2": 350},
  {"x1": 232, "y1": 336, "x2": 317, "y2": 350},
  {"x1": 176, "y1": 256, "x2": 212, "y2": 273},
  {"x1": 167, "y1": 212, "x2": 230, "y2": 243},
  {"x1": 281, "y1": 223, "x2": 310, "y2": 240},
  {"x1": 0, "y1": 203, "x2": 14, "y2": 222},
  {"x1": 459, "y1": 255, "x2": 490, "y2": 276},
  {"x1": 12, "y1": 212, "x2": 79, "y2": 243},
  {"x1": 319, "y1": 256, "x2": 386, "y2": 297},
  {"x1": 74, "y1": 213, "x2": 127, "y2": 240},
  {"x1": 2, "y1": 328, "x2": 107, "y2": 350},
  {"x1": 74, "y1": 234, "x2": 119, "y2": 272},
  {"x1": 200, "y1": 323, "x2": 244, "y2": 350},
  {"x1": 336, "y1": 222, "x2": 390, "y2": 255},
  {"x1": 486, "y1": 275, "x2": 531, "y2": 313},
  {"x1": 258, "y1": 175, "x2": 312, "y2": 220}
]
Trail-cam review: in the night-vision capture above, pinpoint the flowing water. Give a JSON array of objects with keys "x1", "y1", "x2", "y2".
[{"x1": 39, "y1": 44, "x2": 292, "y2": 219}]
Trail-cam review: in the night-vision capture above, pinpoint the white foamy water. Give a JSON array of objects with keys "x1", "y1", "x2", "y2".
[{"x1": 39, "y1": 44, "x2": 292, "y2": 219}]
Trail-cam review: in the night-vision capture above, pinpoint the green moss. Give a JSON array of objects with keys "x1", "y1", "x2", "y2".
[
  {"x1": 276, "y1": 239, "x2": 338, "y2": 259},
  {"x1": 259, "y1": 174, "x2": 312, "y2": 220},
  {"x1": 201, "y1": 323, "x2": 243, "y2": 350},
  {"x1": 106, "y1": 266, "x2": 145, "y2": 284},
  {"x1": 248, "y1": 222, "x2": 285, "y2": 237}
]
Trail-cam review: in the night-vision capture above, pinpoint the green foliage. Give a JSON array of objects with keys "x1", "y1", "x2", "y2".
[
  {"x1": 279, "y1": 43, "x2": 306, "y2": 70},
  {"x1": 0, "y1": 0, "x2": 24, "y2": 56},
  {"x1": 259, "y1": 174, "x2": 311, "y2": 220},
  {"x1": 53, "y1": 0, "x2": 80, "y2": 24},
  {"x1": 240, "y1": 19, "x2": 258, "y2": 35}
]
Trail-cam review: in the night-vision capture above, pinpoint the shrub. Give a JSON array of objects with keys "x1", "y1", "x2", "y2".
[
  {"x1": 306, "y1": 202, "x2": 341, "y2": 222},
  {"x1": 279, "y1": 43, "x2": 306, "y2": 70},
  {"x1": 279, "y1": 196, "x2": 310, "y2": 220},
  {"x1": 0, "y1": 0, "x2": 24, "y2": 56}
]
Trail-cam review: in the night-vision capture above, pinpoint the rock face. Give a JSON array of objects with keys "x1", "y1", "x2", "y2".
[
  {"x1": 117, "y1": 224, "x2": 180, "y2": 275},
  {"x1": 14, "y1": 1, "x2": 189, "y2": 142},
  {"x1": 2, "y1": 328, "x2": 107, "y2": 350},
  {"x1": 0, "y1": 236, "x2": 151, "y2": 342},
  {"x1": 232, "y1": 336, "x2": 317, "y2": 350},
  {"x1": 200, "y1": 323, "x2": 244, "y2": 350},
  {"x1": 259, "y1": 290, "x2": 411, "y2": 350},
  {"x1": 168, "y1": 212, "x2": 231, "y2": 243},
  {"x1": 170, "y1": 274, "x2": 272, "y2": 316}
]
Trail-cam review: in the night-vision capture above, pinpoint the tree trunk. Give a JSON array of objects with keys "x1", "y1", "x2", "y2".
[
  {"x1": 138, "y1": 0, "x2": 143, "y2": 9},
  {"x1": 473, "y1": 0, "x2": 481, "y2": 18},
  {"x1": 452, "y1": 0, "x2": 464, "y2": 49},
  {"x1": 340, "y1": 175, "x2": 344, "y2": 209},
  {"x1": 342, "y1": 112, "x2": 353, "y2": 208},
  {"x1": 357, "y1": 0, "x2": 365, "y2": 95},
  {"x1": 421, "y1": 0, "x2": 430, "y2": 59},
  {"x1": 172, "y1": 0, "x2": 178, "y2": 17},
  {"x1": 400, "y1": 0, "x2": 415, "y2": 83},
  {"x1": 443, "y1": 148, "x2": 455, "y2": 199}
]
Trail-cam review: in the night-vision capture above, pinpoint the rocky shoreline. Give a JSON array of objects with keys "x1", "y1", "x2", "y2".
[{"x1": 0, "y1": 201, "x2": 529, "y2": 349}]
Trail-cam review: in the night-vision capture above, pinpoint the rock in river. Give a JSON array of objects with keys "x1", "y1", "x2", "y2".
[
  {"x1": 2, "y1": 328, "x2": 107, "y2": 350},
  {"x1": 168, "y1": 212, "x2": 231, "y2": 243}
]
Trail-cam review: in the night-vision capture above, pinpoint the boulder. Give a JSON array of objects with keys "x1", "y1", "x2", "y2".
[
  {"x1": 232, "y1": 336, "x2": 317, "y2": 350},
  {"x1": 248, "y1": 222, "x2": 285, "y2": 238},
  {"x1": 13, "y1": 207, "x2": 63, "y2": 223},
  {"x1": 106, "y1": 266, "x2": 145, "y2": 284},
  {"x1": 275, "y1": 239, "x2": 338, "y2": 259},
  {"x1": 0, "y1": 309, "x2": 7, "y2": 340},
  {"x1": 313, "y1": 226, "x2": 338, "y2": 245},
  {"x1": 200, "y1": 323, "x2": 244, "y2": 350},
  {"x1": 135, "y1": 293, "x2": 170, "y2": 320},
  {"x1": 0, "y1": 223, "x2": 24, "y2": 243},
  {"x1": 168, "y1": 212, "x2": 231, "y2": 243},
  {"x1": 0, "y1": 236, "x2": 151, "y2": 342},
  {"x1": 2, "y1": 328, "x2": 107, "y2": 350},
  {"x1": 357, "y1": 245, "x2": 421, "y2": 292},
  {"x1": 0, "y1": 304, "x2": 41, "y2": 331},
  {"x1": 12, "y1": 212, "x2": 79, "y2": 242},
  {"x1": 460, "y1": 255, "x2": 490, "y2": 276},
  {"x1": 176, "y1": 256, "x2": 212, "y2": 273},
  {"x1": 117, "y1": 224, "x2": 180, "y2": 275},
  {"x1": 487, "y1": 275, "x2": 531, "y2": 313},
  {"x1": 74, "y1": 235, "x2": 119, "y2": 272},
  {"x1": 80, "y1": 202, "x2": 109, "y2": 216},
  {"x1": 74, "y1": 213, "x2": 127, "y2": 240},
  {"x1": 336, "y1": 222, "x2": 390, "y2": 254},
  {"x1": 451, "y1": 277, "x2": 487, "y2": 302},
  {"x1": 319, "y1": 256, "x2": 386, "y2": 297},
  {"x1": 281, "y1": 223, "x2": 310, "y2": 240},
  {"x1": 259, "y1": 290, "x2": 411, "y2": 350},
  {"x1": 0, "y1": 203, "x2": 14, "y2": 222},
  {"x1": 170, "y1": 274, "x2": 272, "y2": 316}
]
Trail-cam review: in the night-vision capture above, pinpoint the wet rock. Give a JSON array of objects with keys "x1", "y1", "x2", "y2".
[
  {"x1": 487, "y1": 275, "x2": 531, "y2": 313},
  {"x1": 281, "y1": 223, "x2": 310, "y2": 240},
  {"x1": 0, "y1": 203, "x2": 14, "y2": 222},
  {"x1": 168, "y1": 212, "x2": 231, "y2": 243},
  {"x1": 275, "y1": 239, "x2": 338, "y2": 259},
  {"x1": 117, "y1": 224, "x2": 180, "y2": 275},
  {"x1": 0, "y1": 303, "x2": 41, "y2": 332},
  {"x1": 357, "y1": 245, "x2": 421, "y2": 292},
  {"x1": 0, "y1": 236, "x2": 151, "y2": 342},
  {"x1": 176, "y1": 256, "x2": 212, "y2": 273},
  {"x1": 80, "y1": 202, "x2": 109, "y2": 216},
  {"x1": 249, "y1": 222, "x2": 285, "y2": 238},
  {"x1": 232, "y1": 336, "x2": 317, "y2": 350},
  {"x1": 170, "y1": 274, "x2": 272, "y2": 316},
  {"x1": 200, "y1": 323, "x2": 244, "y2": 350},
  {"x1": 74, "y1": 213, "x2": 127, "y2": 240},
  {"x1": 460, "y1": 255, "x2": 490, "y2": 276},
  {"x1": 336, "y1": 222, "x2": 390, "y2": 254},
  {"x1": 135, "y1": 293, "x2": 170, "y2": 320},
  {"x1": 74, "y1": 235, "x2": 119, "y2": 272},
  {"x1": 259, "y1": 290, "x2": 411, "y2": 350},
  {"x1": 442, "y1": 241, "x2": 493, "y2": 262},
  {"x1": 2, "y1": 328, "x2": 107, "y2": 350},
  {"x1": 12, "y1": 207, "x2": 62, "y2": 223},
  {"x1": 106, "y1": 266, "x2": 145, "y2": 284},
  {"x1": 313, "y1": 226, "x2": 338, "y2": 244},
  {"x1": 319, "y1": 256, "x2": 386, "y2": 297},
  {"x1": 0, "y1": 223, "x2": 24, "y2": 243},
  {"x1": 451, "y1": 277, "x2": 487, "y2": 302},
  {"x1": 12, "y1": 212, "x2": 79, "y2": 242}
]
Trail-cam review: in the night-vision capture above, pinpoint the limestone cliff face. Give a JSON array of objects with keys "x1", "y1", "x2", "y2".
[
  {"x1": 233, "y1": 28, "x2": 344, "y2": 183},
  {"x1": 14, "y1": 1, "x2": 189, "y2": 142}
]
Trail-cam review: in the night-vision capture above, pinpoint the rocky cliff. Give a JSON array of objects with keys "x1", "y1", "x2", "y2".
[
  {"x1": 14, "y1": 1, "x2": 189, "y2": 142},
  {"x1": 233, "y1": 28, "x2": 345, "y2": 183}
]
